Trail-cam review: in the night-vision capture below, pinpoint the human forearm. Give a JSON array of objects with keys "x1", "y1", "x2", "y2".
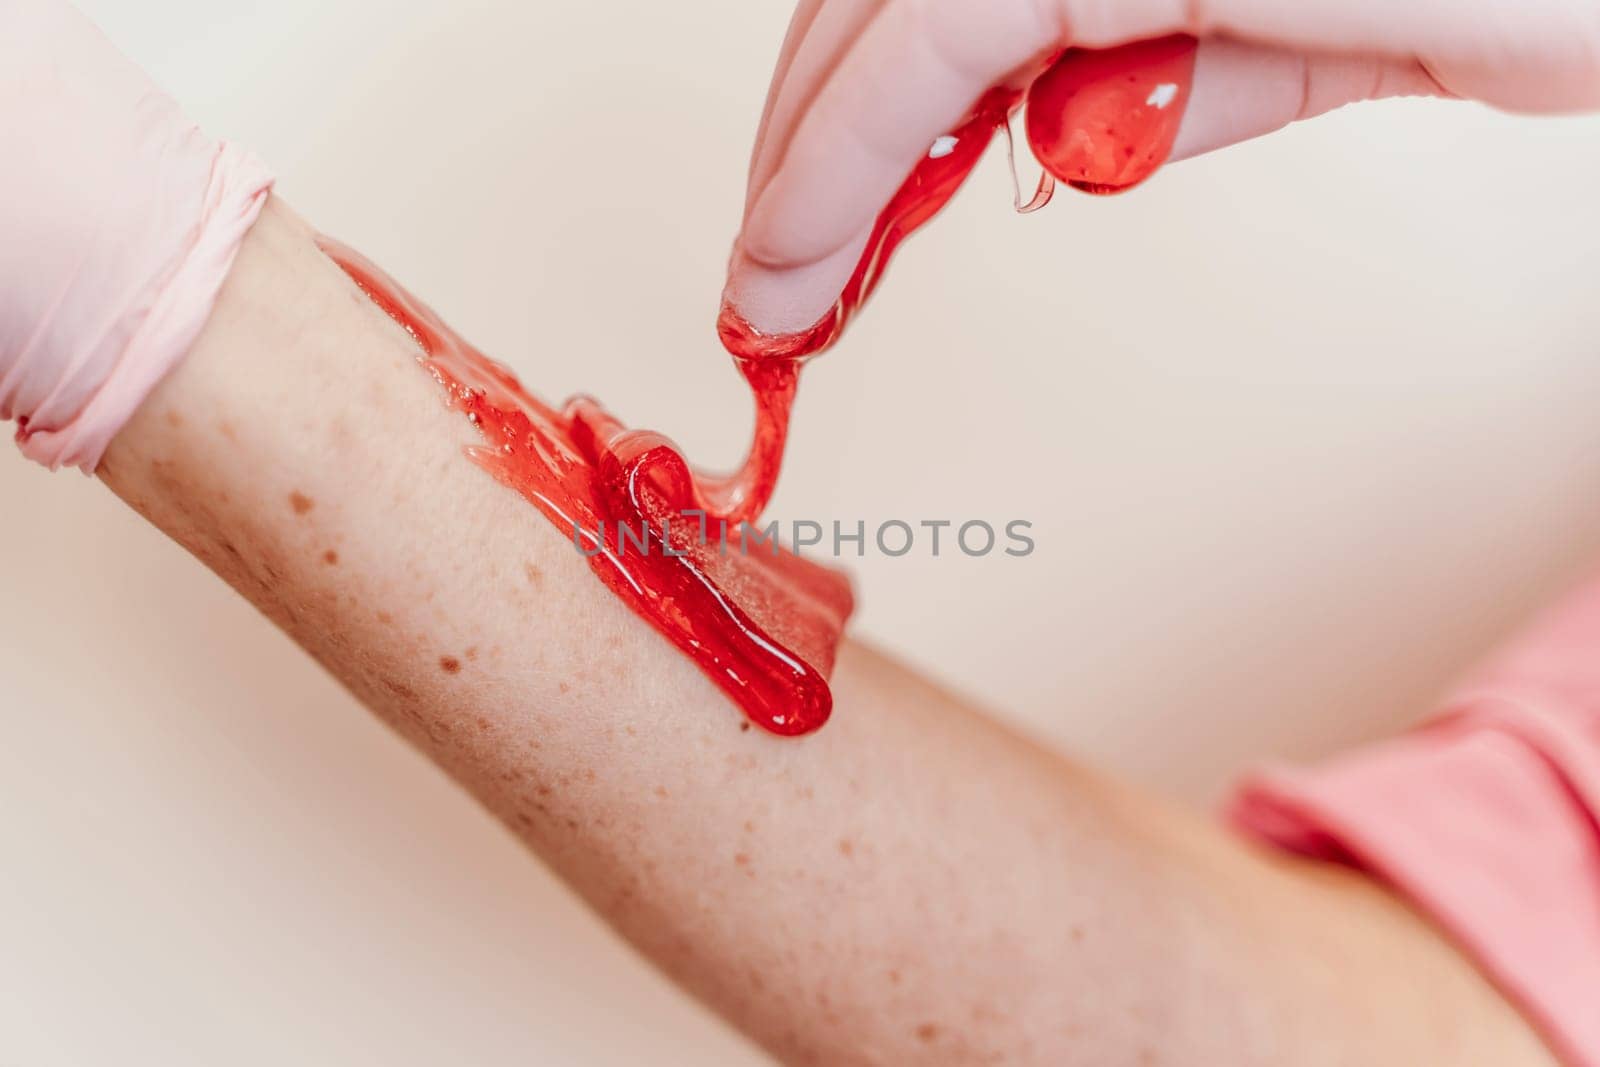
[{"x1": 97, "y1": 197, "x2": 1550, "y2": 1066}]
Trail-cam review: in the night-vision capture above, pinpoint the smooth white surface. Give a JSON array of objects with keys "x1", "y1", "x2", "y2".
[{"x1": 4, "y1": 2, "x2": 1600, "y2": 1064}]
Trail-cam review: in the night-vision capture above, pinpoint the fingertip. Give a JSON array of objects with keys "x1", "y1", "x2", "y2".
[{"x1": 722, "y1": 229, "x2": 868, "y2": 340}]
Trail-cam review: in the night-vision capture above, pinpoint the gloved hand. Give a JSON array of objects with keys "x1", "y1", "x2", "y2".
[
  {"x1": 724, "y1": 0, "x2": 1600, "y2": 336},
  {"x1": 0, "y1": 0, "x2": 272, "y2": 472}
]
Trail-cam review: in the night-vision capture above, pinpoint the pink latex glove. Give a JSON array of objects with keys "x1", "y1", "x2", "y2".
[
  {"x1": 0, "y1": 0, "x2": 273, "y2": 473},
  {"x1": 726, "y1": 0, "x2": 1600, "y2": 335}
]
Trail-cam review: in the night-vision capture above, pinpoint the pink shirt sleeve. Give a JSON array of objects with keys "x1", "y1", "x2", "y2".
[{"x1": 1230, "y1": 573, "x2": 1600, "y2": 1067}]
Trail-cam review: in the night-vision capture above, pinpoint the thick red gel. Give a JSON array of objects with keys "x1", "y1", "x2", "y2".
[
  {"x1": 718, "y1": 87, "x2": 1024, "y2": 364},
  {"x1": 320, "y1": 88, "x2": 1027, "y2": 734},
  {"x1": 1026, "y1": 35, "x2": 1198, "y2": 196},
  {"x1": 312, "y1": 44, "x2": 1194, "y2": 737},
  {"x1": 703, "y1": 41, "x2": 1197, "y2": 549},
  {"x1": 320, "y1": 238, "x2": 853, "y2": 736},
  {"x1": 705, "y1": 90, "x2": 1027, "y2": 542}
]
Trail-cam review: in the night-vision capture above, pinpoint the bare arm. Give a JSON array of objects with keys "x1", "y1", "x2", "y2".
[{"x1": 96, "y1": 197, "x2": 1552, "y2": 1066}]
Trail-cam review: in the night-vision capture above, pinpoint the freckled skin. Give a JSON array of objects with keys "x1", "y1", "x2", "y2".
[
  {"x1": 328, "y1": 240, "x2": 847, "y2": 737},
  {"x1": 95, "y1": 199, "x2": 1556, "y2": 1067}
]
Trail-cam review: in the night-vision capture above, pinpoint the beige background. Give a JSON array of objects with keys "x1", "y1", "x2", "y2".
[{"x1": 4, "y1": 1, "x2": 1600, "y2": 1063}]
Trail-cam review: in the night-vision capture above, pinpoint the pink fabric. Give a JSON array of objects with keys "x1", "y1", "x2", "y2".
[
  {"x1": 1231, "y1": 574, "x2": 1600, "y2": 1067},
  {"x1": 0, "y1": 0, "x2": 273, "y2": 473}
]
